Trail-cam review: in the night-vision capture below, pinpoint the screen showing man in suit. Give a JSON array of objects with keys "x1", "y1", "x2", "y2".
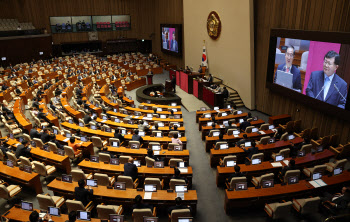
[
  {"x1": 162, "y1": 27, "x2": 178, "y2": 53},
  {"x1": 171, "y1": 32, "x2": 178, "y2": 52},
  {"x1": 306, "y1": 51, "x2": 347, "y2": 109}
]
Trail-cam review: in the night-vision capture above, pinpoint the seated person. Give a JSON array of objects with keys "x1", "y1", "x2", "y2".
[
  {"x1": 242, "y1": 141, "x2": 258, "y2": 160},
  {"x1": 240, "y1": 117, "x2": 251, "y2": 132},
  {"x1": 124, "y1": 157, "x2": 138, "y2": 181},
  {"x1": 50, "y1": 134, "x2": 63, "y2": 149},
  {"x1": 74, "y1": 179, "x2": 93, "y2": 206},
  {"x1": 279, "y1": 159, "x2": 297, "y2": 178},
  {"x1": 114, "y1": 129, "x2": 125, "y2": 143},
  {"x1": 169, "y1": 110, "x2": 175, "y2": 119},
  {"x1": 29, "y1": 211, "x2": 52, "y2": 222},
  {"x1": 167, "y1": 197, "x2": 192, "y2": 215},
  {"x1": 274, "y1": 128, "x2": 283, "y2": 140},
  {"x1": 172, "y1": 167, "x2": 188, "y2": 184},
  {"x1": 226, "y1": 165, "x2": 245, "y2": 182},
  {"x1": 41, "y1": 129, "x2": 51, "y2": 144},
  {"x1": 15, "y1": 140, "x2": 31, "y2": 158},
  {"x1": 321, "y1": 186, "x2": 350, "y2": 211},
  {"x1": 30, "y1": 128, "x2": 42, "y2": 139},
  {"x1": 132, "y1": 195, "x2": 153, "y2": 211},
  {"x1": 236, "y1": 134, "x2": 249, "y2": 147},
  {"x1": 74, "y1": 129, "x2": 83, "y2": 138},
  {"x1": 68, "y1": 137, "x2": 82, "y2": 156},
  {"x1": 132, "y1": 129, "x2": 144, "y2": 144},
  {"x1": 171, "y1": 133, "x2": 182, "y2": 145}
]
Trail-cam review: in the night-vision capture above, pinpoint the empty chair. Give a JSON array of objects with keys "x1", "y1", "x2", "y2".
[
  {"x1": 168, "y1": 143, "x2": 180, "y2": 151},
  {"x1": 300, "y1": 144, "x2": 312, "y2": 155},
  {"x1": 248, "y1": 153, "x2": 264, "y2": 164},
  {"x1": 259, "y1": 124, "x2": 270, "y2": 131},
  {"x1": 252, "y1": 173, "x2": 274, "y2": 187},
  {"x1": 19, "y1": 156, "x2": 35, "y2": 169},
  {"x1": 303, "y1": 164, "x2": 327, "y2": 179},
  {"x1": 245, "y1": 126, "x2": 254, "y2": 133},
  {"x1": 33, "y1": 161, "x2": 56, "y2": 184},
  {"x1": 48, "y1": 142, "x2": 58, "y2": 153},
  {"x1": 7, "y1": 152, "x2": 20, "y2": 166},
  {"x1": 282, "y1": 170, "x2": 300, "y2": 184},
  {"x1": 271, "y1": 148, "x2": 290, "y2": 160},
  {"x1": 144, "y1": 178, "x2": 164, "y2": 190},
  {"x1": 119, "y1": 156, "x2": 132, "y2": 164},
  {"x1": 145, "y1": 156, "x2": 155, "y2": 167},
  {"x1": 66, "y1": 199, "x2": 94, "y2": 213},
  {"x1": 265, "y1": 201, "x2": 293, "y2": 220},
  {"x1": 280, "y1": 132, "x2": 289, "y2": 141},
  {"x1": 325, "y1": 159, "x2": 347, "y2": 175},
  {"x1": 169, "y1": 179, "x2": 186, "y2": 190},
  {"x1": 97, "y1": 204, "x2": 123, "y2": 220},
  {"x1": 0, "y1": 182, "x2": 22, "y2": 208},
  {"x1": 99, "y1": 153, "x2": 111, "y2": 163},
  {"x1": 33, "y1": 138, "x2": 44, "y2": 148},
  {"x1": 91, "y1": 136, "x2": 107, "y2": 150},
  {"x1": 152, "y1": 131, "x2": 163, "y2": 137},
  {"x1": 22, "y1": 133, "x2": 32, "y2": 142},
  {"x1": 132, "y1": 208, "x2": 156, "y2": 222},
  {"x1": 330, "y1": 143, "x2": 350, "y2": 159},
  {"x1": 94, "y1": 173, "x2": 115, "y2": 186},
  {"x1": 129, "y1": 141, "x2": 140, "y2": 149},
  {"x1": 258, "y1": 136, "x2": 271, "y2": 145},
  {"x1": 226, "y1": 177, "x2": 247, "y2": 190},
  {"x1": 169, "y1": 158, "x2": 183, "y2": 167},
  {"x1": 215, "y1": 142, "x2": 228, "y2": 150},
  {"x1": 71, "y1": 169, "x2": 93, "y2": 182},
  {"x1": 169, "y1": 209, "x2": 191, "y2": 222},
  {"x1": 117, "y1": 175, "x2": 138, "y2": 189},
  {"x1": 292, "y1": 196, "x2": 320, "y2": 215},
  {"x1": 37, "y1": 193, "x2": 65, "y2": 210},
  {"x1": 227, "y1": 128, "x2": 238, "y2": 136}
]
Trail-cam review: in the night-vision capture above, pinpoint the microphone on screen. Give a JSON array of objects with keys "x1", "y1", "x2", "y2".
[
  {"x1": 334, "y1": 84, "x2": 347, "y2": 101},
  {"x1": 315, "y1": 85, "x2": 325, "y2": 100}
]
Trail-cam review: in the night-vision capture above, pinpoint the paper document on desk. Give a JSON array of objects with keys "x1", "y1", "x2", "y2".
[
  {"x1": 177, "y1": 192, "x2": 185, "y2": 200},
  {"x1": 154, "y1": 151, "x2": 160, "y2": 155},
  {"x1": 144, "y1": 192, "x2": 152, "y2": 200},
  {"x1": 220, "y1": 125, "x2": 224, "y2": 128},
  {"x1": 233, "y1": 135, "x2": 239, "y2": 138},
  {"x1": 101, "y1": 120, "x2": 106, "y2": 123},
  {"x1": 283, "y1": 160, "x2": 289, "y2": 166},
  {"x1": 64, "y1": 105, "x2": 69, "y2": 107},
  {"x1": 178, "y1": 168, "x2": 188, "y2": 173},
  {"x1": 259, "y1": 131, "x2": 266, "y2": 135},
  {"x1": 315, "y1": 179, "x2": 327, "y2": 187},
  {"x1": 63, "y1": 138, "x2": 70, "y2": 142},
  {"x1": 271, "y1": 162, "x2": 282, "y2": 167},
  {"x1": 39, "y1": 213, "x2": 47, "y2": 218},
  {"x1": 309, "y1": 181, "x2": 321, "y2": 188},
  {"x1": 143, "y1": 117, "x2": 152, "y2": 120}
]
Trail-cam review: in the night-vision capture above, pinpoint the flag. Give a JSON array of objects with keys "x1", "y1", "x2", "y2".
[{"x1": 201, "y1": 45, "x2": 208, "y2": 67}]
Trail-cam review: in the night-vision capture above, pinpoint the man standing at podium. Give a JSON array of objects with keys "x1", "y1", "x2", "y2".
[{"x1": 274, "y1": 45, "x2": 302, "y2": 91}]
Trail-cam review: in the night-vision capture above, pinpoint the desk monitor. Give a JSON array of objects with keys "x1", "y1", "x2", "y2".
[
  {"x1": 235, "y1": 182, "x2": 248, "y2": 191},
  {"x1": 103, "y1": 116, "x2": 108, "y2": 120},
  {"x1": 226, "y1": 105, "x2": 231, "y2": 109},
  {"x1": 80, "y1": 136, "x2": 87, "y2": 142},
  {"x1": 233, "y1": 130, "x2": 240, "y2": 135},
  {"x1": 158, "y1": 122, "x2": 165, "y2": 127},
  {"x1": 144, "y1": 184, "x2": 157, "y2": 192},
  {"x1": 77, "y1": 211, "x2": 91, "y2": 221},
  {"x1": 114, "y1": 182, "x2": 126, "y2": 190},
  {"x1": 226, "y1": 160, "x2": 236, "y2": 167},
  {"x1": 316, "y1": 145, "x2": 324, "y2": 153},
  {"x1": 237, "y1": 111, "x2": 243, "y2": 115},
  {"x1": 1, "y1": 57, "x2": 6, "y2": 61},
  {"x1": 134, "y1": 112, "x2": 140, "y2": 116},
  {"x1": 214, "y1": 107, "x2": 219, "y2": 110},
  {"x1": 43, "y1": 144, "x2": 50, "y2": 152},
  {"x1": 57, "y1": 149, "x2": 65, "y2": 156},
  {"x1": 275, "y1": 154, "x2": 284, "y2": 162},
  {"x1": 62, "y1": 174, "x2": 72, "y2": 183},
  {"x1": 23, "y1": 165, "x2": 32, "y2": 173},
  {"x1": 269, "y1": 125, "x2": 275, "y2": 129},
  {"x1": 160, "y1": 115, "x2": 166, "y2": 119},
  {"x1": 204, "y1": 114, "x2": 211, "y2": 118},
  {"x1": 115, "y1": 118, "x2": 120, "y2": 123},
  {"x1": 313, "y1": 172, "x2": 322, "y2": 180},
  {"x1": 69, "y1": 119, "x2": 73, "y2": 124},
  {"x1": 171, "y1": 103, "x2": 177, "y2": 106},
  {"x1": 131, "y1": 143, "x2": 140, "y2": 149},
  {"x1": 90, "y1": 155, "x2": 99, "y2": 163},
  {"x1": 212, "y1": 132, "x2": 220, "y2": 137},
  {"x1": 172, "y1": 108, "x2": 177, "y2": 112},
  {"x1": 123, "y1": 111, "x2": 129, "y2": 115},
  {"x1": 268, "y1": 138, "x2": 275, "y2": 144},
  {"x1": 220, "y1": 143, "x2": 228, "y2": 150},
  {"x1": 112, "y1": 141, "x2": 119, "y2": 147},
  {"x1": 223, "y1": 120, "x2": 229, "y2": 126},
  {"x1": 200, "y1": 107, "x2": 206, "y2": 111},
  {"x1": 110, "y1": 158, "x2": 120, "y2": 165},
  {"x1": 92, "y1": 113, "x2": 97, "y2": 118},
  {"x1": 251, "y1": 128, "x2": 258, "y2": 133},
  {"x1": 110, "y1": 214, "x2": 124, "y2": 222},
  {"x1": 143, "y1": 217, "x2": 158, "y2": 222},
  {"x1": 252, "y1": 158, "x2": 261, "y2": 165},
  {"x1": 19, "y1": 137, "x2": 24, "y2": 143},
  {"x1": 128, "y1": 96, "x2": 132, "y2": 100},
  {"x1": 91, "y1": 125, "x2": 97, "y2": 130},
  {"x1": 144, "y1": 106, "x2": 149, "y2": 110},
  {"x1": 114, "y1": 109, "x2": 118, "y2": 112},
  {"x1": 239, "y1": 119, "x2": 244, "y2": 123},
  {"x1": 174, "y1": 115, "x2": 181, "y2": 119},
  {"x1": 207, "y1": 122, "x2": 213, "y2": 126},
  {"x1": 276, "y1": 70, "x2": 293, "y2": 89},
  {"x1": 288, "y1": 135, "x2": 295, "y2": 140},
  {"x1": 334, "y1": 167, "x2": 343, "y2": 175},
  {"x1": 66, "y1": 133, "x2": 72, "y2": 138},
  {"x1": 157, "y1": 108, "x2": 162, "y2": 112},
  {"x1": 288, "y1": 176, "x2": 299, "y2": 185},
  {"x1": 253, "y1": 116, "x2": 258, "y2": 121},
  {"x1": 133, "y1": 160, "x2": 141, "y2": 167},
  {"x1": 42, "y1": 125, "x2": 46, "y2": 129},
  {"x1": 262, "y1": 180, "x2": 274, "y2": 188},
  {"x1": 178, "y1": 218, "x2": 193, "y2": 222},
  {"x1": 244, "y1": 142, "x2": 251, "y2": 147},
  {"x1": 139, "y1": 131, "x2": 145, "y2": 137},
  {"x1": 152, "y1": 145, "x2": 161, "y2": 151},
  {"x1": 6, "y1": 160, "x2": 14, "y2": 168},
  {"x1": 221, "y1": 112, "x2": 227, "y2": 117},
  {"x1": 121, "y1": 129, "x2": 126, "y2": 135},
  {"x1": 21, "y1": 201, "x2": 33, "y2": 211},
  {"x1": 143, "y1": 121, "x2": 149, "y2": 126},
  {"x1": 156, "y1": 132, "x2": 162, "y2": 138},
  {"x1": 79, "y1": 122, "x2": 84, "y2": 127},
  {"x1": 177, "y1": 161, "x2": 187, "y2": 168},
  {"x1": 174, "y1": 145, "x2": 183, "y2": 151},
  {"x1": 298, "y1": 150, "x2": 305, "y2": 157},
  {"x1": 154, "y1": 161, "x2": 164, "y2": 168},
  {"x1": 86, "y1": 179, "x2": 98, "y2": 187},
  {"x1": 48, "y1": 206, "x2": 60, "y2": 216},
  {"x1": 147, "y1": 113, "x2": 153, "y2": 118},
  {"x1": 175, "y1": 185, "x2": 188, "y2": 193},
  {"x1": 54, "y1": 129, "x2": 59, "y2": 134}
]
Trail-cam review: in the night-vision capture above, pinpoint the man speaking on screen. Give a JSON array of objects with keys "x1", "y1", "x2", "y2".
[
  {"x1": 171, "y1": 32, "x2": 178, "y2": 52},
  {"x1": 306, "y1": 50, "x2": 347, "y2": 109},
  {"x1": 274, "y1": 45, "x2": 302, "y2": 91}
]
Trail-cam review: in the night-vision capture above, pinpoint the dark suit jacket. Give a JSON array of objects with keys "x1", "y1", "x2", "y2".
[
  {"x1": 306, "y1": 71, "x2": 347, "y2": 109},
  {"x1": 30, "y1": 129, "x2": 41, "y2": 139},
  {"x1": 332, "y1": 194, "x2": 350, "y2": 209},
  {"x1": 84, "y1": 115, "x2": 92, "y2": 124},
  {"x1": 15, "y1": 145, "x2": 31, "y2": 158},
  {"x1": 114, "y1": 132, "x2": 124, "y2": 143},
  {"x1": 275, "y1": 64, "x2": 302, "y2": 90},
  {"x1": 74, "y1": 187, "x2": 93, "y2": 206},
  {"x1": 41, "y1": 133, "x2": 51, "y2": 144},
  {"x1": 280, "y1": 165, "x2": 297, "y2": 177},
  {"x1": 240, "y1": 121, "x2": 251, "y2": 131},
  {"x1": 243, "y1": 146, "x2": 259, "y2": 160},
  {"x1": 124, "y1": 162, "x2": 138, "y2": 181},
  {"x1": 132, "y1": 134, "x2": 144, "y2": 144},
  {"x1": 222, "y1": 89, "x2": 229, "y2": 99}
]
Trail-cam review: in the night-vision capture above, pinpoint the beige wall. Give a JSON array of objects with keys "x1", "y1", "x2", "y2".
[{"x1": 184, "y1": 0, "x2": 254, "y2": 109}]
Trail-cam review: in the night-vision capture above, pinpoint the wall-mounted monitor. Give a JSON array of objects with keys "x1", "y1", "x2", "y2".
[
  {"x1": 160, "y1": 24, "x2": 182, "y2": 57},
  {"x1": 266, "y1": 29, "x2": 350, "y2": 120}
]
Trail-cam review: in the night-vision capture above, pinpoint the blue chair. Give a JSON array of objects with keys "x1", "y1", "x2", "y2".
[{"x1": 61, "y1": 23, "x2": 66, "y2": 32}]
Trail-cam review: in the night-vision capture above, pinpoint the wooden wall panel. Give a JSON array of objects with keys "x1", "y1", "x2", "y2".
[{"x1": 255, "y1": 0, "x2": 350, "y2": 144}]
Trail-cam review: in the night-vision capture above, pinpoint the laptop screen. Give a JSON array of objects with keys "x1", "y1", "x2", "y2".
[
  {"x1": 23, "y1": 165, "x2": 32, "y2": 173},
  {"x1": 171, "y1": 103, "x2": 177, "y2": 106},
  {"x1": 233, "y1": 130, "x2": 240, "y2": 135},
  {"x1": 223, "y1": 121, "x2": 229, "y2": 126},
  {"x1": 262, "y1": 180, "x2": 274, "y2": 188},
  {"x1": 288, "y1": 135, "x2": 295, "y2": 140},
  {"x1": 174, "y1": 145, "x2": 183, "y2": 151},
  {"x1": 9, "y1": 133, "x2": 14, "y2": 139},
  {"x1": 19, "y1": 137, "x2": 24, "y2": 142},
  {"x1": 57, "y1": 149, "x2": 65, "y2": 156},
  {"x1": 144, "y1": 184, "x2": 157, "y2": 192},
  {"x1": 212, "y1": 132, "x2": 220, "y2": 137},
  {"x1": 269, "y1": 125, "x2": 275, "y2": 129},
  {"x1": 115, "y1": 118, "x2": 120, "y2": 123},
  {"x1": 62, "y1": 174, "x2": 72, "y2": 183},
  {"x1": 110, "y1": 158, "x2": 120, "y2": 165},
  {"x1": 178, "y1": 162, "x2": 186, "y2": 168},
  {"x1": 6, "y1": 160, "x2": 14, "y2": 167},
  {"x1": 144, "y1": 106, "x2": 149, "y2": 110},
  {"x1": 110, "y1": 214, "x2": 124, "y2": 222},
  {"x1": 288, "y1": 176, "x2": 299, "y2": 185},
  {"x1": 235, "y1": 182, "x2": 248, "y2": 191},
  {"x1": 43, "y1": 144, "x2": 50, "y2": 152},
  {"x1": 54, "y1": 129, "x2": 58, "y2": 134},
  {"x1": 275, "y1": 155, "x2": 284, "y2": 162},
  {"x1": 131, "y1": 143, "x2": 139, "y2": 149},
  {"x1": 143, "y1": 217, "x2": 158, "y2": 222},
  {"x1": 334, "y1": 167, "x2": 343, "y2": 175},
  {"x1": 112, "y1": 141, "x2": 119, "y2": 147},
  {"x1": 66, "y1": 133, "x2": 71, "y2": 138},
  {"x1": 157, "y1": 108, "x2": 162, "y2": 111},
  {"x1": 220, "y1": 143, "x2": 228, "y2": 149},
  {"x1": 237, "y1": 111, "x2": 242, "y2": 114},
  {"x1": 121, "y1": 129, "x2": 126, "y2": 135},
  {"x1": 178, "y1": 218, "x2": 193, "y2": 222},
  {"x1": 226, "y1": 160, "x2": 236, "y2": 167},
  {"x1": 226, "y1": 105, "x2": 231, "y2": 109},
  {"x1": 252, "y1": 158, "x2": 261, "y2": 165},
  {"x1": 175, "y1": 185, "x2": 188, "y2": 193},
  {"x1": 90, "y1": 155, "x2": 99, "y2": 162},
  {"x1": 174, "y1": 115, "x2": 181, "y2": 119},
  {"x1": 77, "y1": 211, "x2": 91, "y2": 221},
  {"x1": 317, "y1": 146, "x2": 323, "y2": 153},
  {"x1": 214, "y1": 107, "x2": 219, "y2": 110},
  {"x1": 204, "y1": 114, "x2": 211, "y2": 118},
  {"x1": 79, "y1": 122, "x2": 84, "y2": 127},
  {"x1": 133, "y1": 160, "x2": 141, "y2": 167},
  {"x1": 114, "y1": 182, "x2": 126, "y2": 190},
  {"x1": 147, "y1": 114, "x2": 153, "y2": 118},
  {"x1": 155, "y1": 132, "x2": 161, "y2": 137},
  {"x1": 251, "y1": 128, "x2": 258, "y2": 133},
  {"x1": 21, "y1": 201, "x2": 33, "y2": 211},
  {"x1": 86, "y1": 179, "x2": 98, "y2": 187},
  {"x1": 313, "y1": 172, "x2": 322, "y2": 180},
  {"x1": 154, "y1": 161, "x2": 164, "y2": 168},
  {"x1": 298, "y1": 150, "x2": 305, "y2": 157},
  {"x1": 105, "y1": 128, "x2": 111, "y2": 132},
  {"x1": 80, "y1": 136, "x2": 87, "y2": 142},
  {"x1": 160, "y1": 115, "x2": 166, "y2": 119},
  {"x1": 239, "y1": 119, "x2": 244, "y2": 123},
  {"x1": 158, "y1": 122, "x2": 165, "y2": 127},
  {"x1": 48, "y1": 206, "x2": 60, "y2": 216},
  {"x1": 200, "y1": 107, "x2": 206, "y2": 111},
  {"x1": 253, "y1": 117, "x2": 258, "y2": 121},
  {"x1": 207, "y1": 122, "x2": 213, "y2": 126},
  {"x1": 244, "y1": 142, "x2": 251, "y2": 147},
  {"x1": 91, "y1": 125, "x2": 97, "y2": 130},
  {"x1": 152, "y1": 145, "x2": 161, "y2": 151},
  {"x1": 69, "y1": 119, "x2": 73, "y2": 124},
  {"x1": 221, "y1": 112, "x2": 227, "y2": 117}
]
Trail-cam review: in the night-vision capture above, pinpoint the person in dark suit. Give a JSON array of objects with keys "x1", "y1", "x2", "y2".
[
  {"x1": 132, "y1": 129, "x2": 144, "y2": 145},
  {"x1": 306, "y1": 51, "x2": 347, "y2": 109},
  {"x1": 240, "y1": 117, "x2": 251, "y2": 132},
  {"x1": 222, "y1": 87, "x2": 229, "y2": 99},
  {"x1": 1, "y1": 83, "x2": 8, "y2": 91},
  {"x1": 30, "y1": 128, "x2": 42, "y2": 139},
  {"x1": 226, "y1": 165, "x2": 245, "y2": 182},
  {"x1": 29, "y1": 210, "x2": 52, "y2": 222},
  {"x1": 15, "y1": 140, "x2": 31, "y2": 158},
  {"x1": 37, "y1": 108, "x2": 47, "y2": 120},
  {"x1": 0, "y1": 139, "x2": 10, "y2": 159},
  {"x1": 172, "y1": 167, "x2": 188, "y2": 184},
  {"x1": 274, "y1": 45, "x2": 302, "y2": 91},
  {"x1": 41, "y1": 129, "x2": 51, "y2": 144},
  {"x1": 170, "y1": 32, "x2": 178, "y2": 52},
  {"x1": 124, "y1": 157, "x2": 138, "y2": 181},
  {"x1": 83, "y1": 112, "x2": 92, "y2": 124},
  {"x1": 167, "y1": 197, "x2": 192, "y2": 215},
  {"x1": 236, "y1": 134, "x2": 249, "y2": 147},
  {"x1": 74, "y1": 179, "x2": 93, "y2": 206},
  {"x1": 114, "y1": 129, "x2": 125, "y2": 143},
  {"x1": 50, "y1": 134, "x2": 63, "y2": 149},
  {"x1": 279, "y1": 159, "x2": 297, "y2": 179},
  {"x1": 322, "y1": 186, "x2": 350, "y2": 211},
  {"x1": 132, "y1": 195, "x2": 153, "y2": 211},
  {"x1": 242, "y1": 141, "x2": 258, "y2": 160},
  {"x1": 207, "y1": 74, "x2": 213, "y2": 84},
  {"x1": 66, "y1": 211, "x2": 77, "y2": 222},
  {"x1": 171, "y1": 75, "x2": 176, "y2": 93}
]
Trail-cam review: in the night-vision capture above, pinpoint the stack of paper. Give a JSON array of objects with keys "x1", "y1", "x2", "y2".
[
  {"x1": 259, "y1": 131, "x2": 266, "y2": 134},
  {"x1": 177, "y1": 192, "x2": 185, "y2": 200},
  {"x1": 283, "y1": 160, "x2": 289, "y2": 166},
  {"x1": 179, "y1": 168, "x2": 188, "y2": 173},
  {"x1": 271, "y1": 162, "x2": 283, "y2": 167},
  {"x1": 309, "y1": 179, "x2": 327, "y2": 188},
  {"x1": 144, "y1": 192, "x2": 152, "y2": 200}
]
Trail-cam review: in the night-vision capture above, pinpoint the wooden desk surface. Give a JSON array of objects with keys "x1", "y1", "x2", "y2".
[
  {"x1": 125, "y1": 106, "x2": 183, "y2": 116},
  {"x1": 140, "y1": 103, "x2": 181, "y2": 110},
  {"x1": 107, "y1": 111, "x2": 184, "y2": 123},
  {"x1": 198, "y1": 113, "x2": 248, "y2": 131},
  {"x1": 13, "y1": 99, "x2": 32, "y2": 132}
]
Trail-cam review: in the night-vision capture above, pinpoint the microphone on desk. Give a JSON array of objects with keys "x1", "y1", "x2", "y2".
[
  {"x1": 333, "y1": 84, "x2": 346, "y2": 101},
  {"x1": 315, "y1": 86, "x2": 325, "y2": 100}
]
